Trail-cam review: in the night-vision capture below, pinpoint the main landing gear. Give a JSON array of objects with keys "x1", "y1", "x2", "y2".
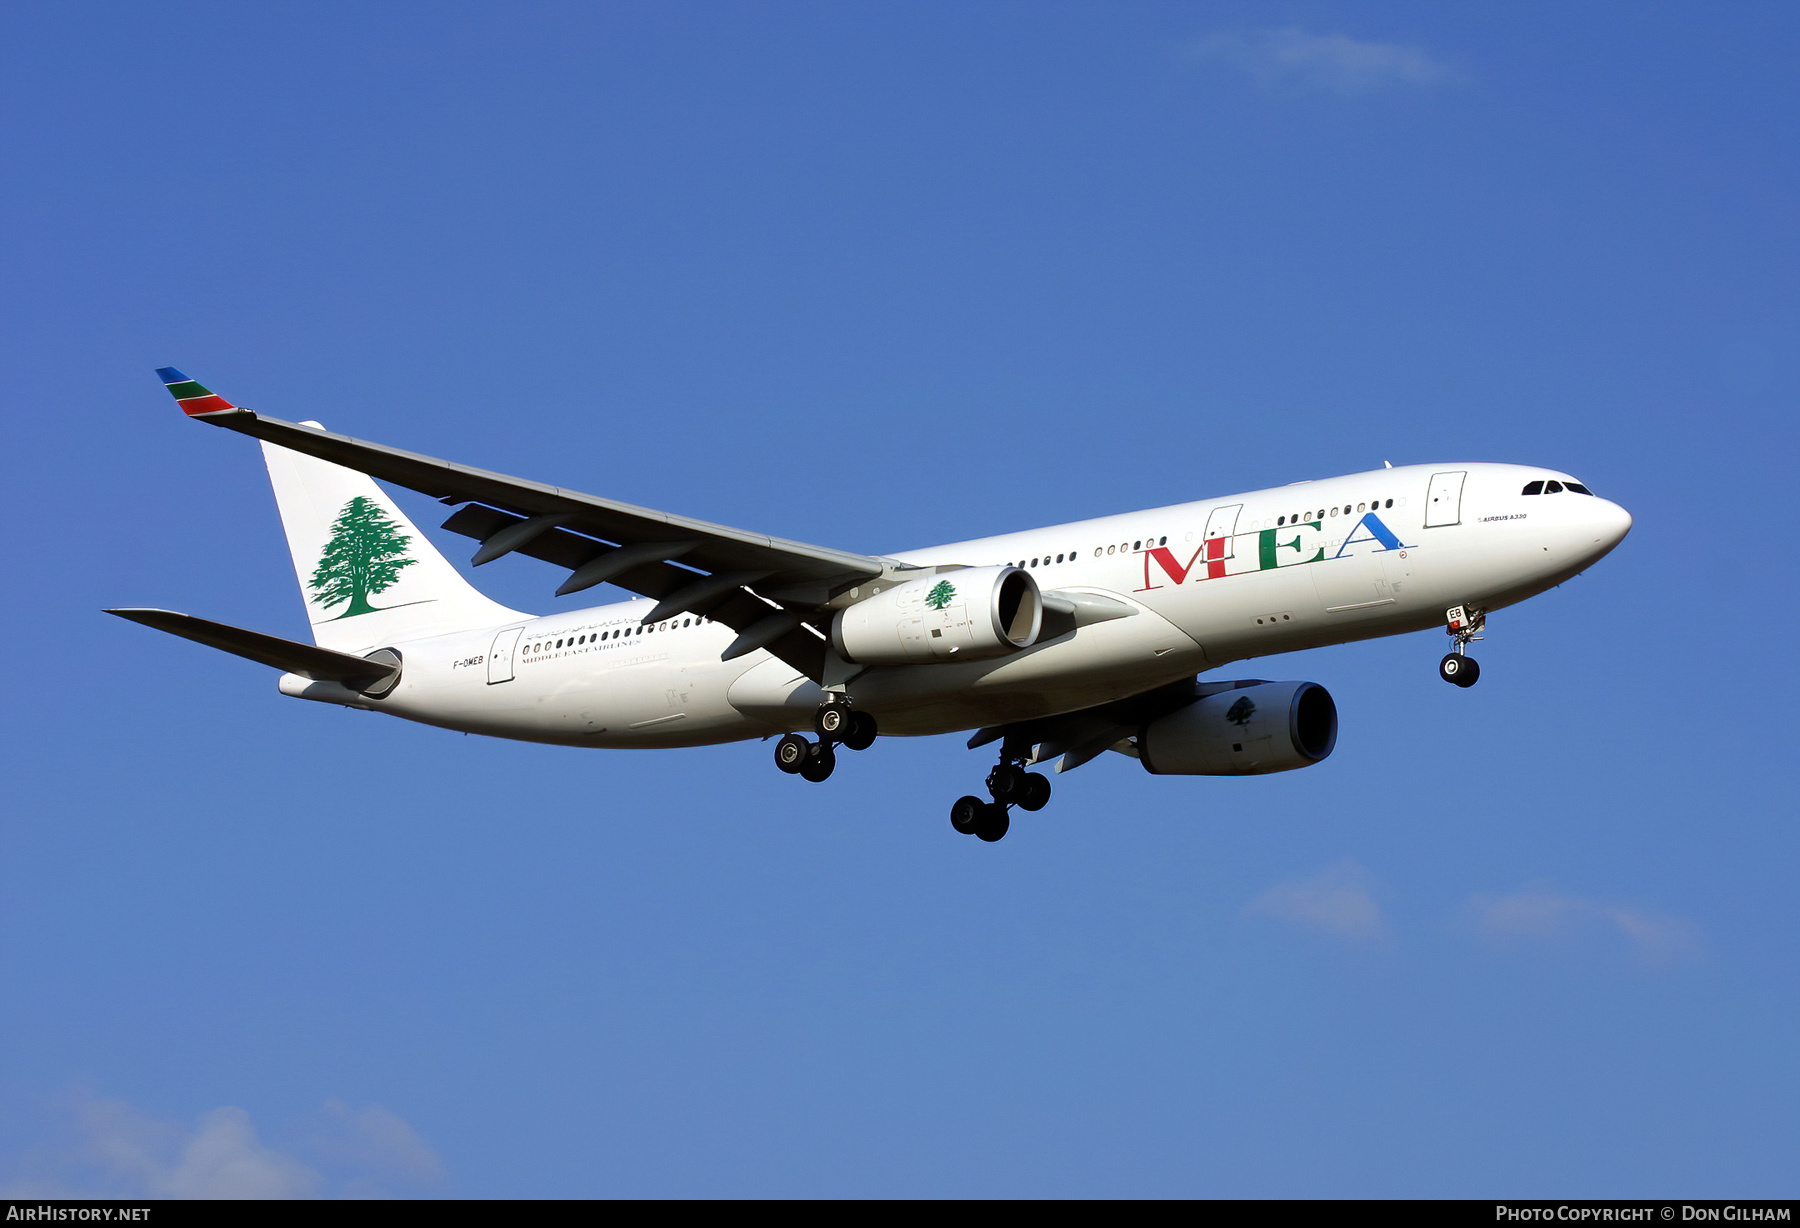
[
  {"x1": 1439, "y1": 605, "x2": 1485, "y2": 688},
  {"x1": 774, "y1": 698, "x2": 877, "y2": 783},
  {"x1": 950, "y1": 752, "x2": 1051, "y2": 843}
]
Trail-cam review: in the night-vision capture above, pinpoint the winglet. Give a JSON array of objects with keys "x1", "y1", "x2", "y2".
[{"x1": 155, "y1": 367, "x2": 245, "y2": 417}]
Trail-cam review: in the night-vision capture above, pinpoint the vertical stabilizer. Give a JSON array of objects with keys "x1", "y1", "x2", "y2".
[{"x1": 260, "y1": 430, "x2": 527, "y2": 652}]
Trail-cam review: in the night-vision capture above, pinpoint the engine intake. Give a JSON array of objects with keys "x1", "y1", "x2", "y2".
[
  {"x1": 1138, "y1": 681, "x2": 1337, "y2": 775},
  {"x1": 831, "y1": 566, "x2": 1042, "y2": 665}
]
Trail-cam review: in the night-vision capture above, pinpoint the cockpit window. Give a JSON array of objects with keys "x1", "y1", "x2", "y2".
[
  {"x1": 1544, "y1": 480, "x2": 1564, "y2": 493},
  {"x1": 1522, "y1": 480, "x2": 1545, "y2": 495},
  {"x1": 1565, "y1": 481, "x2": 1592, "y2": 495}
]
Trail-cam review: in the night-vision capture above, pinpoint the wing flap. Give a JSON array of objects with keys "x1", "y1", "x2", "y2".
[{"x1": 439, "y1": 503, "x2": 829, "y2": 679}]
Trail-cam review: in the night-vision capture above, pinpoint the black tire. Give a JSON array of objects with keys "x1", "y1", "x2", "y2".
[
  {"x1": 950, "y1": 795, "x2": 985, "y2": 835},
  {"x1": 1439, "y1": 653, "x2": 1470, "y2": 685},
  {"x1": 774, "y1": 733, "x2": 810, "y2": 774},
  {"x1": 974, "y1": 804, "x2": 1010, "y2": 843},
  {"x1": 1017, "y1": 772, "x2": 1051, "y2": 812},
  {"x1": 841, "y1": 710, "x2": 878, "y2": 752},
  {"x1": 1453, "y1": 656, "x2": 1481, "y2": 688},
  {"x1": 815, "y1": 703, "x2": 850, "y2": 739},
  {"x1": 987, "y1": 763, "x2": 1027, "y2": 803},
  {"x1": 799, "y1": 742, "x2": 836, "y2": 782}
]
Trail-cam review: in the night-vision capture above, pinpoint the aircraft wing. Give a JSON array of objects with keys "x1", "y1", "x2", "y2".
[
  {"x1": 965, "y1": 678, "x2": 1270, "y2": 774},
  {"x1": 157, "y1": 370, "x2": 902, "y2": 680}
]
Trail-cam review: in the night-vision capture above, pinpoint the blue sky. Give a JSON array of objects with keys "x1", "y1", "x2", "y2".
[{"x1": 2, "y1": 1, "x2": 1796, "y2": 1197}]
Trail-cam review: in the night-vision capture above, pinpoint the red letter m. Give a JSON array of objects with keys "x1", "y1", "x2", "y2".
[
  {"x1": 1138, "y1": 539, "x2": 1232, "y2": 591},
  {"x1": 1139, "y1": 544, "x2": 1203, "y2": 592}
]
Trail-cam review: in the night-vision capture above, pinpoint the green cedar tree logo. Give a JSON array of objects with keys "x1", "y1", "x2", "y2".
[
  {"x1": 924, "y1": 580, "x2": 957, "y2": 610},
  {"x1": 308, "y1": 496, "x2": 417, "y2": 618}
]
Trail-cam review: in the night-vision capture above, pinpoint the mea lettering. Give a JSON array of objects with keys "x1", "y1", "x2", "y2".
[{"x1": 1137, "y1": 513, "x2": 1408, "y2": 592}]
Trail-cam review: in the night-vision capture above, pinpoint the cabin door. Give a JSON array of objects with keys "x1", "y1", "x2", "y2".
[
  {"x1": 1425, "y1": 471, "x2": 1467, "y2": 528},
  {"x1": 488, "y1": 626, "x2": 524, "y2": 683}
]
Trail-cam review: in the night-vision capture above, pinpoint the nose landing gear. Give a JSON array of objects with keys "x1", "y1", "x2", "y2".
[
  {"x1": 773, "y1": 699, "x2": 878, "y2": 783},
  {"x1": 1439, "y1": 605, "x2": 1484, "y2": 688}
]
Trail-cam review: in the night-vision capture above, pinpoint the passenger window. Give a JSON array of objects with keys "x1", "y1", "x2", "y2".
[
  {"x1": 1545, "y1": 480, "x2": 1563, "y2": 493},
  {"x1": 1522, "y1": 481, "x2": 1544, "y2": 495},
  {"x1": 1107, "y1": 545, "x2": 1115, "y2": 555},
  {"x1": 1133, "y1": 541, "x2": 1141, "y2": 551},
  {"x1": 1565, "y1": 482, "x2": 1592, "y2": 495},
  {"x1": 1385, "y1": 499, "x2": 1393, "y2": 508}
]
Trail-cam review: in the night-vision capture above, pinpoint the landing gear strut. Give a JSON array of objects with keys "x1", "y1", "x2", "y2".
[
  {"x1": 774, "y1": 699, "x2": 878, "y2": 783},
  {"x1": 951, "y1": 743, "x2": 1052, "y2": 841},
  {"x1": 1440, "y1": 605, "x2": 1484, "y2": 688}
]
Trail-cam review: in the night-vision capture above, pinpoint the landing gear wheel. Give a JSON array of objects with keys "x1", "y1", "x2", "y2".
[
  {"x1": 840, "y1": 711, "x2": 878, "y2": 752},
  {"x1": 798, "y1": 742, "x2": 837, "y2": 782},
  {"x1": 950, "y1": 795, "x2": 985, "y2": 835},
  {"x1": 987, "y1": 763, "x2": 1027, "y2": 804},
  {"x1": 815, "y1": 703, "x2": 852, "y2": 739},
  {"x1": 1439, "y1": 653, "x2": 1480, "y2": 688},
  {"x1": 1016, "y1": 772, "x2": 1052, "y2": 812},
  {"x1": 774, "y1": 733, "x2": 810, "y2": 774},
  {"x1": 974, "y1": 803, "x2": 1011, "y2": 843}
]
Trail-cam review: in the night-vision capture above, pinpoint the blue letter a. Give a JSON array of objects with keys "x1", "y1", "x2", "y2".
[{"x1": 1334, "y1": 513, "x2": 1408, "y2": 558}]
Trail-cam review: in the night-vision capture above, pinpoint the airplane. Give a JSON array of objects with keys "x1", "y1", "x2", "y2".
[{"x1": 111, "y1": 368, "x2": 1633, "y2": 842}]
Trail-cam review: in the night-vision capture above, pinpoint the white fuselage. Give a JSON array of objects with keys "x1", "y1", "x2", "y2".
[{"x1": 281, "y1": 462, "x2": 1631, "y2": 747}]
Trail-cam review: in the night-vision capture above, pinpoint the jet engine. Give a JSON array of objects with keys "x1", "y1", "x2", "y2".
[
  {"x1": 830, "y1": 565, "x2": 1043, "y2": 665},
  {"x1": 1138, "y1": 681, "x2": 1337, "y2": 775}
]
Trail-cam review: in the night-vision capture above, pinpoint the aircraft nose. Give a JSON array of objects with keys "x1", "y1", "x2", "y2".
[{"x1": 1587, "y1": 498, "x2": 1632, "y2": 556}]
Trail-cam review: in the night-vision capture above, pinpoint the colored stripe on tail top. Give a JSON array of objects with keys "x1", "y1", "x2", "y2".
[{"x1": 155, "y1": 367, "x2": 242, "y2": 417}]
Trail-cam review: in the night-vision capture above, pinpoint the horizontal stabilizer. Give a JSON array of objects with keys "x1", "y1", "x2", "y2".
[{"x1": 106, "y1": 608, "x2": 399, "y2": 689}]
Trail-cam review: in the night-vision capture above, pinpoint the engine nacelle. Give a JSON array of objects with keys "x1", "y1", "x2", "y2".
[
  {"x1": 1138, "y1": 681, "x2": 1337, "y2": 775},
  {"x1": 830, "y1": 566, "x2": 1043, "y2": 665}
]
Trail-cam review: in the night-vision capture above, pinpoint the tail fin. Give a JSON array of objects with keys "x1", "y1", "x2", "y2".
[
  {"x1": 155, "y1": 367, "x2": 524, "y2": 651},
  {"x1": 260, "y1": 427, "x2": 527, "y2": 653}
]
